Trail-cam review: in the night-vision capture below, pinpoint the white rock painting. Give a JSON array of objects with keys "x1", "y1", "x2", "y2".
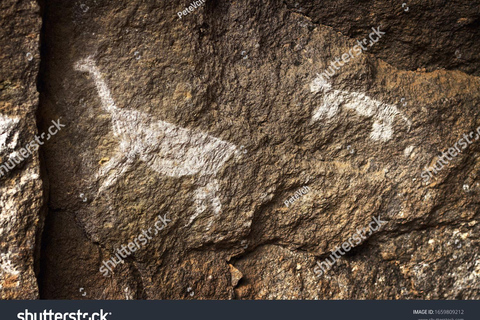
[
  {"x1": 74, "y1": 57, "x2": 239, "y2": 226},
  {"x1": 0, "y1": 114, "x2": 28, "y2": 290},
  {"x1": 0, "y1": 251, "x2": 21, "y2": 291},
  {"x1": 0, "y1": 114, "x2": 20, "y2": 151},
  {"x1": 0, "y1": 252, "x2": 19, "y2": 277},
  {"x1": 310, "y1": 75, "x2": 411, "y2": 142}
]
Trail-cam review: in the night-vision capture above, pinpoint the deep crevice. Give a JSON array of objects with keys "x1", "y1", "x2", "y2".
[{"x1": 34, "y1": 0, "x2": 49, "y2": 299}]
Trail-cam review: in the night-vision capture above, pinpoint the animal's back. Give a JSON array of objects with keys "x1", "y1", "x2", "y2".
[
  {"x1": 145, "y1": 119, "x2": 237, "y2": 177},
  {"x1": 112, "y1": 108, "x2": 237, "y2": 177}
]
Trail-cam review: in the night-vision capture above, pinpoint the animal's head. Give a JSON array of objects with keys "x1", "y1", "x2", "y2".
[{"x1": 310, "y1": 73, "x2": 332, "y2": 93}]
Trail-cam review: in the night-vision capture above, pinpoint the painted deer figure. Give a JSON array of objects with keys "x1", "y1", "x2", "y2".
[
  {"x1": 74, "y1": 57, "x2": 239, "y2": 226},
  {"x1": 310, "y1": 75, "x2": 411, "y2": 142}
]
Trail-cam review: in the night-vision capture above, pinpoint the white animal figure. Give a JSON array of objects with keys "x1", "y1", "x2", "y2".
[
  {"x1": 74, "y1": 57, "x2": 239, "y2": 226},
  {"x1": 310, "y1": 75, "x2": 411, "y2": 142}
]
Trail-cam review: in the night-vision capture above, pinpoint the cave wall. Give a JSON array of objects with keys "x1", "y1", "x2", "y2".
[{"x1": 1, "y1": 0, "x2": 479, "y2": 299}]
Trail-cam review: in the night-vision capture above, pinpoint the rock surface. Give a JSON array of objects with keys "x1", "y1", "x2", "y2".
[
  {"x1": 0, "y1": 0, "x2": 43, "y2": 300},
  {"x1": 2, "y1": 0, "x2": 480, "y2": 299}
]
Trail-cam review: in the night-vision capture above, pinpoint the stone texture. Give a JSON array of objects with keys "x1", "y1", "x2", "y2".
[
  {"x1": 285, "y1": 0, "x2": 480, "y2": 76},
  {"x1": 0, "y1": 0, "x2": 43, "y2": 299},
  {"x1": 2, "y1": 0, "x2": 480, "y2": 300}
]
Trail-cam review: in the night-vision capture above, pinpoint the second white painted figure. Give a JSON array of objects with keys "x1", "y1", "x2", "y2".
[
  {"x1": 74, "y1": 57, "x2": 239, "y2": 227},
  {"x1": 310, "y1": 75, "x2": 411, "y2": 142}
]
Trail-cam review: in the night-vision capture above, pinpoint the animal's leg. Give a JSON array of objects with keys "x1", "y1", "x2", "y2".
[
  {"x1": 207, "y1": 179, "x2": 222, "y2": 216},
  {"x1": 185, "y1": 178, "x2": 223, "y2": 227},
  {"x1": 185, "y1": 186, "x2": 209, "y2": 227},
  {"x1": 205, "y1": 179, "x2": 223, "y2": 230},
  {"x1": 373, "y1": 104, "x2": 411, "y2": 140},
  {"x1": 97, "y1": 152, "x2": 135, "y2": 194}
]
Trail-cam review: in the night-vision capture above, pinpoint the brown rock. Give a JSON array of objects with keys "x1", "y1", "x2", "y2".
[
  {"x1": 229, "y1": 264, "x2": 243, "y2": 287},
  {"x1": 0, "y1": 0, "x2": 42, "y2": 299},
  {"x1": 1, "y1": 0, "x2": 479, "y2": 300}
]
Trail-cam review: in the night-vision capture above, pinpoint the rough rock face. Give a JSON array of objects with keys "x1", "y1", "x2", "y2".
[
  {"x1": 2, "y1": 0, "x2": 480, "y2": 299},
  {"x1": 284, "y1": 0, "x2": 480, "y2": 76},
  {"x1": 0, "y1": 0, "x2": 43, "y2": 299}
]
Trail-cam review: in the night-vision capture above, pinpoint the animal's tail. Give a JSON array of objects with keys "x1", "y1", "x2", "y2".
[
  {"x1": 377, "y1": 103, "x2": 412, "y2": 134},
  {"x1": 74, "y1": 56, "x2": 118, "y2": 114}
]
